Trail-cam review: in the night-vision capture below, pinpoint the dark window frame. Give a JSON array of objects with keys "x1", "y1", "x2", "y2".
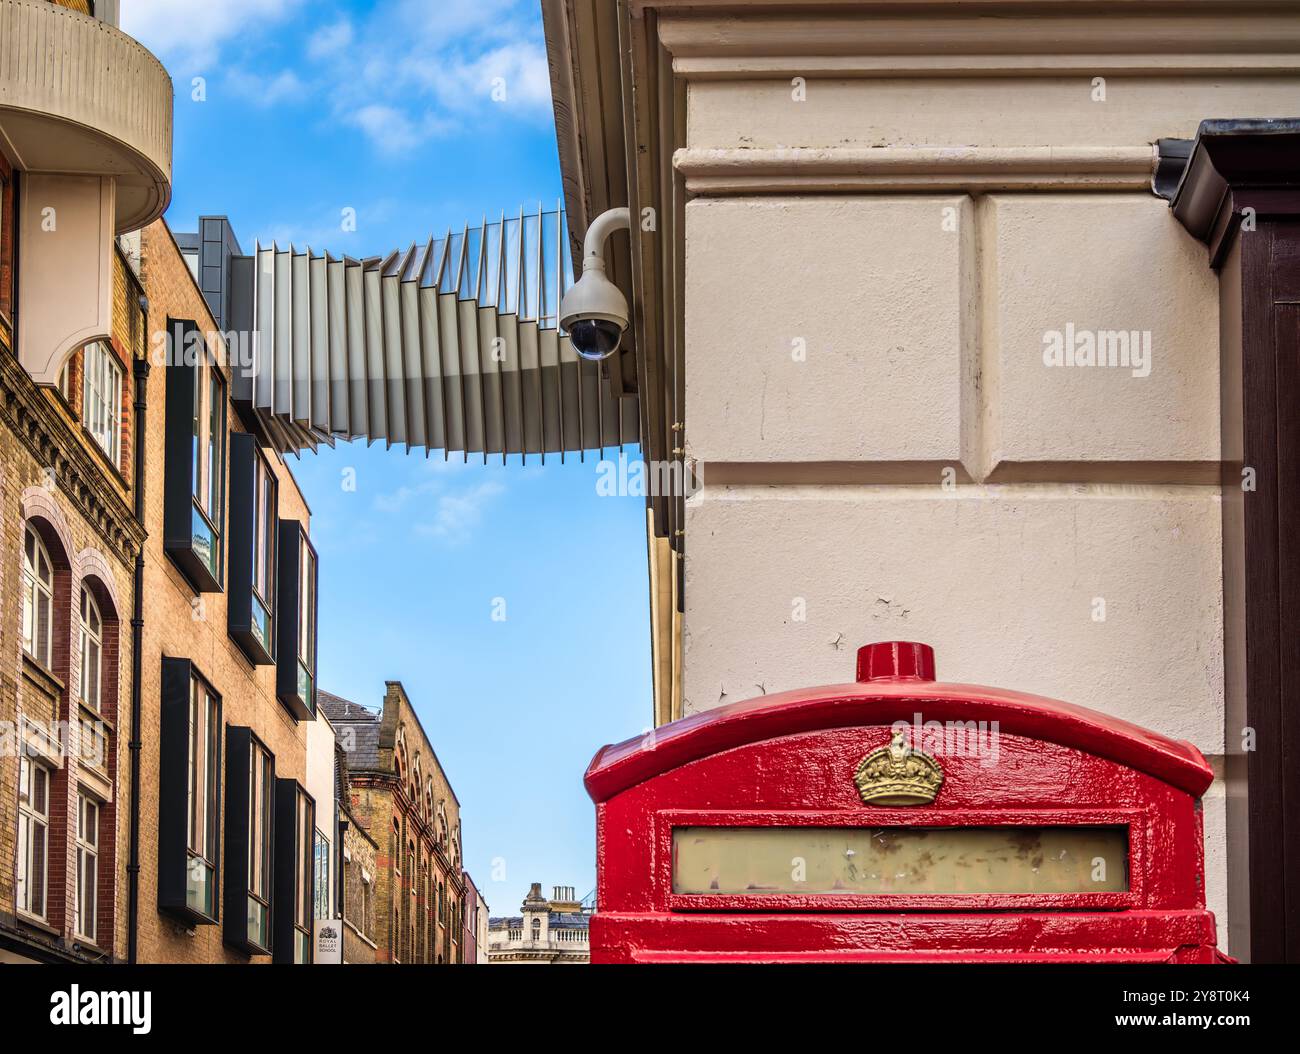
[
  {"x1": 273, "y1": 778, "x2": 315, "y2": 964},
  {"x1": 163, "y1": 318, "x2": 227, "y2": 593},
  {"x1": 222, "y1": 726, "x2": 275, "y2": 955},
  {"x1": 276, "y1": 520, "x2": 318, "y2": 720},
  {"x1": 158, "y1": 657, "x2": 222, "y2": 926},
  {"x1": 227, "y1": 433, "x2": 277, "y2": 664}
]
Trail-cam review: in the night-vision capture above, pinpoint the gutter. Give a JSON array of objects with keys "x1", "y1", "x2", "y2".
[{"x1": 127, "y1": 296, "x2": 150, "y2": 963}]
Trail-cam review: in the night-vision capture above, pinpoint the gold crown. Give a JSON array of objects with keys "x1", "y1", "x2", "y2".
[{"x1": 853, "y1": 729, "x2": 943, "y2": 806}]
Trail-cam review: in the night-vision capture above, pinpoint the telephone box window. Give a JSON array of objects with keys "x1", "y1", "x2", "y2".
[{"x1": 672, "y1": 825, "x2": 1130, "y2": 896}]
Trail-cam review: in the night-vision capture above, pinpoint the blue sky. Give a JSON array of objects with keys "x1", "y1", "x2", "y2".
[{"x1": 123, "y1": 0, "x2": 652, "y2": 914}]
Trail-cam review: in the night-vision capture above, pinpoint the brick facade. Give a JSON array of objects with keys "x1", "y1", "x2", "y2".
[
  {"x1": 132, "y1": 220, "x2": 314, "y2": 964},
  {"x1": 322, "y1": 684, "x2": 467, "y2": 964},
  {"x1": 0, "y1": 240, "x2": 143, "y2": 964},
  {"x1": 340, "y1": 794, "x2": 378, "y2": 965}
]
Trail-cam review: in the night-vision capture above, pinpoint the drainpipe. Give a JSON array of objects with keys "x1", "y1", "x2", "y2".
[{"x1": 127, "y1": 296, "x2": 150, "y2": 964}]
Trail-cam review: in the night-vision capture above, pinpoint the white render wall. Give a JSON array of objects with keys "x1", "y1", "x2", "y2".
[{"x1": 669, "y1": 7, "x2": 1288, "y2": 952}]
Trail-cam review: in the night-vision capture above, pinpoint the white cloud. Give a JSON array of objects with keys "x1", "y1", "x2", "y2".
[
  {"x1": 347, "y1": 105, "x2": 451, "y2": 157},
  {"x1": 125, "y1": 0, "x2": 552, "y2": 152},
  {"x1": 123, "y1": 0, "x2": 303, "y2": 73},
  {"x1": 398, "y1": 41, "x2": 551, "y2": 114},
  {"x1": 226, "y1": 68, "x2": 305, "y2": 107},
  {"x1": 312, "y1": 1, "x2": 553, "y2": 155},
  {"x1": 307, "y1": 20, "x2": 353, "y2": 61},
  {"x1": 413, "y1": 481, "x2": 506, "y2": 545}
]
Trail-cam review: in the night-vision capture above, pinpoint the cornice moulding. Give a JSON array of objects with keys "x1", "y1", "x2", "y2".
[
  {"x1": 0, "y1": 350, "x2": 143, "y2": 566},
  {"x1": 657, "y1": 9, "x2": 1300, "y2": 77},
  {"x1": 672, "y1": 54, "x2": 1300, "y2": 79},
  {"x1": 674, "y1": 145, "x2": 1157, "y2": 193}
]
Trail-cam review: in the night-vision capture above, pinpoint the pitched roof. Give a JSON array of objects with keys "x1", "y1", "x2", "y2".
[{"x1": 319, "y1": 689, "x2": 382, "y2": 771}]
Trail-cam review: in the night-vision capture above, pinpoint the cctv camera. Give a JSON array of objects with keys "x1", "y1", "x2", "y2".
[{"x1": 560, "y1": 207, "x2": 631, "y2": 361}]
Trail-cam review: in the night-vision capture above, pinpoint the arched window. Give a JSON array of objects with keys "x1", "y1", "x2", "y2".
[
  {"x1": 79, "y1": 587, "x2": 103, "y2": 711},
  {"x1": 21, "y1": 525, "x2": 54, "y2": 668},
  {"x1": 531, "y1": 917, "x2": 541, "y2": 941}
]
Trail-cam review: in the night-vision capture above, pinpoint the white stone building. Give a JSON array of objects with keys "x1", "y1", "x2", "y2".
[{"x1": 487, "y1": 884, "x2": 590, "y2": 964}]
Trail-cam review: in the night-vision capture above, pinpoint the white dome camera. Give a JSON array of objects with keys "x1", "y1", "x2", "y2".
[{"x1": 560, "y1": 207, "x2": 631, "y2": 361}]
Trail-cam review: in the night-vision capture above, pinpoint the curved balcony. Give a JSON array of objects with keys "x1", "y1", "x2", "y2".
[{"x1": 0, "y1": 0, "x2": 172, "y2": 232}]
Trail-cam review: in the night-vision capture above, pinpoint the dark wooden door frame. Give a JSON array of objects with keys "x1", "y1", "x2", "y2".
[{"x1": 1173, "y1": 118, "x2": 1300, "y2": 963}]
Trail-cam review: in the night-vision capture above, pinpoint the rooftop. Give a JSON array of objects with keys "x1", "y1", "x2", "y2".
[{"x1": 319, "y1": 689, "x2": 382, "y2": 772}]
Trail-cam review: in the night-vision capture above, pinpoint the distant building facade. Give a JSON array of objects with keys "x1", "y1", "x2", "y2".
[
  {"x1": 338, "y1": 743, "x2": 378, "y2": 965},
  {"x1": 487, "y1": 884, "x2": 590, "y2": 964},
  {"x1": 462, "y1": 871, "x2": 487, "y2": 964},
  {"x1": 321, "y1": 684, "x2": 467, "y2": 964}
]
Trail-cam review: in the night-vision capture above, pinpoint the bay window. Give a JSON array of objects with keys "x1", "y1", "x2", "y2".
[
  {"x1": 298, "y1": 539, "x2": 316, "y2": 701},
  {"x1": 164, "y1": 318, "x2": 226, "y2": 592},
  {"x1": 253, "y1": 451, "x2": 277, "y2": 650},
  {"x1": 188, "y1": 676, "x2": 221, "y2": 918},
  {"x1": 75, "y1": 793, "x2": 99, "y2": 943},
  {"x1": 276, "y1": 521, "x2": 318, "y2": 720},
  {"x1": 21, "y1": 525, "x2": 54, "y2": 668},
  {"x1": 274, "y1": 780, "x2": 315, "y2": 963},
  {"x1": 82, "y1": 341, "x2": 123, "y2": 465},
  {"x1": 16, "y1": 756, "x2": 50, "y2": 921},
  {"x1": 159, "y1": 658, "x2": 221, "y2": 925},
  {"x1": 227, "y1": 433, "x2": 277, "y2": 664},
  {"x1": 223, "y1": 727, "x2": 274, "y2": 955},
  {"x1": 247, "y1": 741, "x2": 273, "y2": 950}
]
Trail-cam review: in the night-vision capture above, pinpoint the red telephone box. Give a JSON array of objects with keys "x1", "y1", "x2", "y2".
[{"x1": 585, "y1": 641, "x2": 1229, "y2": 963}]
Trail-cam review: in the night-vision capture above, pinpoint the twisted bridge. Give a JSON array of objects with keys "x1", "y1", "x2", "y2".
[{"x1": 226, "y1": 204, "x2": 638, "y2": 461}]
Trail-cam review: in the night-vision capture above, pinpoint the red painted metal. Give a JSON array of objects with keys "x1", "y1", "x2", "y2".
[{"x1": 585, "y1": 641, "x2": 1228, "y2": 963}]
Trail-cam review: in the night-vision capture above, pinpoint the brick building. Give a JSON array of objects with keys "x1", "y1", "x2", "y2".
[
  {"x1": 0, "y1": 0, "x2": 159, "y2": 961},
  {"x1": 462, "y1": 870, "x2": 487, "y2": 964},
  {"x1": 0, "y1": 216, "x2": 146, "y2": 964},
  {"x1": 131, "y1": 218, "x2": 321, "y2": 963},
  {"x1": 321, "y1": 685, "x2": 467, "y2": 964},
  {"x1": 339, "y1": 742, "x2": 378, "y2": 965}
]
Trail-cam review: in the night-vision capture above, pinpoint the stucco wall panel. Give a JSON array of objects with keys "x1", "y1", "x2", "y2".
[
  {"x1": 682, "y1": 484, "x2": 1223, "y2": 752},
  {"x1": 685, "y1": 196, "x2": 970, "y2": 466},
  {"x1": 686, "y1": 76, "x2": 1300, "y2": 151},
  {"x1": 986, "y1": 194, "x2": 1220, "y2": 470}
]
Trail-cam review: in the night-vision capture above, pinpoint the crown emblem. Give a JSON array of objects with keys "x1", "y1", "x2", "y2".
[{"x1": 853, "y1": 729, "x2": 943, "y2": 806}]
